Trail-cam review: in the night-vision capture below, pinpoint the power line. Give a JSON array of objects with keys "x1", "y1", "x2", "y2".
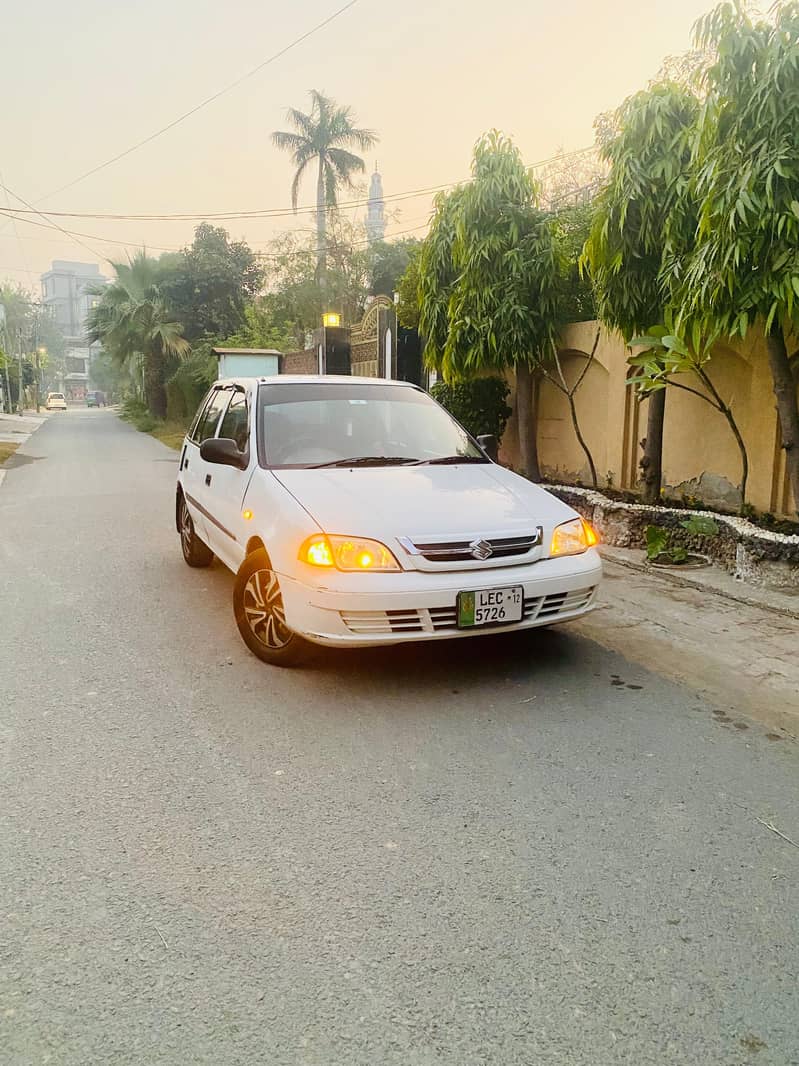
[
  {"x1": 0, "y1": 147, "x2": 596, "y2": 224},
  {"x1": 0, "y1": 168, "x2": 37, "y2": 289},
  {"x1": 21, "y1": 0, "x2": 362, "y2": 206},
  {"x1": 0, "y1": 210, "x2": 180, "y2": 254},
  {"x1": 0, "y1": 183, "x2": 103, "y2": 261}
]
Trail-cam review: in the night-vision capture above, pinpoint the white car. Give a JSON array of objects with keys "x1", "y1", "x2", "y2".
[
  {"x1": 45, "y1": 392, "x2": 67, "y2": 411},
  {"x1": 176, "y1": 376, "x2": 602, "y2": 665}
]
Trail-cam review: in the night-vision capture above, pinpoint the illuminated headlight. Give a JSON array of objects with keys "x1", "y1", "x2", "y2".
[
  {"x1": 549, "y1": 518, "x2": 598, "y2": 557},
  {"x1": 300, "y1": 535, "x2": 401, "y2": 571}
]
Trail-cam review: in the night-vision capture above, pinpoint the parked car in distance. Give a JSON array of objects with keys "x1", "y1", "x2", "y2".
[
  {"x1": 86, "y1": 391, "x2": 105, "y2": 407},
  {"x1": 45, "y1": 392, "x2": 67, "y2": 411},
  {"x1": 176, "y1": 376, "x2": 602, "y2": 666}
]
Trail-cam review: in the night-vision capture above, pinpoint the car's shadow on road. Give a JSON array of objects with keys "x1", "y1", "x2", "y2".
[{"x1": 304, "y1": 625, "x2": 597, "y2": 691}]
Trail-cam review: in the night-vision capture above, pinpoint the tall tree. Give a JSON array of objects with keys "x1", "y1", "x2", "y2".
[
  {"x1": 418, "y1": 131, "x2": 560, "y2": 480},
  {"x1": 582, "y1": 83, "x2": 699, "y2": 503},
  {"x1": 158, "y1": 224, "x2": 262, "y2": 342},
  {"x1": 368, "y1": 238, "x2": 421, "y2": 297},
  {"x1": 670, "y1": 1, "x2": 799, "y2": 516},
  {"x1": 86, "y1": 252, "x2": 189, "y2": 418},
  {"x1": 272, "y1": 90, "x2": 377, "y2": 289}
]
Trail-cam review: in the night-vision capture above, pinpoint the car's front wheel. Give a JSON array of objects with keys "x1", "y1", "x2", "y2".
[
  {"x1": 233, "y1": 549, "x2": 309, "y2": 666},
  {"x1": 179, "y1": 494, "x2": 213, "y2": 568}
]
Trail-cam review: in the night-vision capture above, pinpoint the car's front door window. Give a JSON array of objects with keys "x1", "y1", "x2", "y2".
[{"x1": 217, "y1": 390, "x2": 249, "y2": 452}]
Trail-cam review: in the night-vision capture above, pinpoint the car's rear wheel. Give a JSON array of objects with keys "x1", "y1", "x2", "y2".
[
  {"x1": 179, "y1": 494, "x2": 213, "y2": 568},
  {"x1": 233, "y1": 549, "x2": 310, "y2": 666}
]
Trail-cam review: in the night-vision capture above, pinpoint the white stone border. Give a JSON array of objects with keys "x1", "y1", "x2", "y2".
[{"x1": 549, "y1": 483, "x2": 799, "y2": 547}]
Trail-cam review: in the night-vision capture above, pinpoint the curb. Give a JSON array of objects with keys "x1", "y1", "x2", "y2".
[{"x1": 601, "y1": 548, "x2": 799, "y2": 622}]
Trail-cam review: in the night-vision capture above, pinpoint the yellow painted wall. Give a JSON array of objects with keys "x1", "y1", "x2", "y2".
[{"x1": 497, "y1": 321, "x2": 796, "y2": 517}]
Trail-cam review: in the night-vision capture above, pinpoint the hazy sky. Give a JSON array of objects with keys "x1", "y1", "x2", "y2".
[{"x1": 1, "y1": 0, "x2": 716, "y2": 289}]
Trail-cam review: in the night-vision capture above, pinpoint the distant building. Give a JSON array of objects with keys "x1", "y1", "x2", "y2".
[
  {"x1": 41, "y1": 260, "x2": 108, "y2": 401},
  {"x1": 366, "y1": 165, "x2": 386, "y2": 243}
]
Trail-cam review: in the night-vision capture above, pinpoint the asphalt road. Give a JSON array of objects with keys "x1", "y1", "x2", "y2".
[{"x1": 1, "y1": 409, "x2": 797, "y2": 1066}]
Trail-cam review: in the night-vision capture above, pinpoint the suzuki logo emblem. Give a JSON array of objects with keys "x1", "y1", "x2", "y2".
[{"x1": 469, "y1": 538, "x2": 493, "y2": 561}]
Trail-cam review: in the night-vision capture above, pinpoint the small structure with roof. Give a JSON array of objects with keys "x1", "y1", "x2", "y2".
[{"x1": 212, "y1": 347, "x2": 282, "y2": 379}]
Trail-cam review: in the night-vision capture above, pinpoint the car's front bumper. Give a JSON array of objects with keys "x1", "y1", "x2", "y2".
[{"x1": 278, "y1": 549, "x2": 602, "y2": 647}]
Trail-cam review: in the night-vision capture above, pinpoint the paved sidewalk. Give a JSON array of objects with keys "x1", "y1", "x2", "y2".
[
  {"x1": 573, "y1": 554, "x2": 799, "y2": 737},
  {"x1": 0, "y1": 410, "x2": 48, "y2": 444},
  {"x1": 0, "y1": 411, "x2": 48, "y2": 487}
]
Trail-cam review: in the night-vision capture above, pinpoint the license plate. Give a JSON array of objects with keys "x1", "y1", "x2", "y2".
[{"x1": 457, "y1": 586, "x2": 524, "y2": 628}]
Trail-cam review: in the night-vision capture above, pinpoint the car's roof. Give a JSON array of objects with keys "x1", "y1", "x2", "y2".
[{"x1": 214, "y1": 374, "x2": 418, "y2": 389}]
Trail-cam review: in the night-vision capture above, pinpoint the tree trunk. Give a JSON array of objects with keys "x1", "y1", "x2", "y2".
[
  {"x1": 143, "y1": 350, "x2": 166, "y2": 419},
  {"x1": 316, "y1": 157, "x2": 327, "y2": 293},
  {"x1": 566, "y1": 392, "x2": 598, "y2": 487},
  {"x1": 640, "y1": 388, "x2": 666, "y2": 504},
  {"x1": 691, "y1": 366, "x2": 750, "y2": 512},
  {"x1": 516, "y1": 361, "x2": 540, "y2": 481},
  {"x1": 766, "y1": 322, "x2": 799, "y2": 517}
]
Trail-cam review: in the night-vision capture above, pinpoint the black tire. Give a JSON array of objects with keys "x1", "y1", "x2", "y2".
[
  {"x1": 233, "y1": 549, "x2": 310, "y2": 666},
  {"x1": 178, "y1": 493, "x2": 213, "y2": 568}
]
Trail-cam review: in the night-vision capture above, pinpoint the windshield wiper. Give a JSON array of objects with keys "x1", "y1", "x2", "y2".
[
  {"x1": 309, "y1": 455, "x2": 419, "y2": 468},
  {"x1": 411, "y1": 455, "x2": 489, "y2": 466}
]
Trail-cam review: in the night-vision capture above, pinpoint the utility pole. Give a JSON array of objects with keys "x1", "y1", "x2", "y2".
[
  {"x1": 0, "y1": 304, "x2": 11, "y2": 413},
  {"x1": 17, "y1": 329, "x2": 24, "y2": 416}
]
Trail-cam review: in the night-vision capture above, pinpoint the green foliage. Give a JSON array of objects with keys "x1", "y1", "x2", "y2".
[
  {"x1": 645, "y1": 525, "x2": 688, "y2": 563},
  {"x1": 86, "y1": 251, "x2": 189, "y2": 418},
  {"x1": 221, "y1": 301, "x2": 296, "y2": 353},
  {"x1": 159, "y1": 224, "x2": 263, "y2": 342},
  {"x1": 628, "y1": 327, "x2": 695, "y2": 391},
  {"x1": 165, "y1": 348, "x2": 216, "y2": 423},
  {"x1": 645, "y1": 525, "x2": 669, "y2": 560},
  {"x1": 396, "y1": 246, "x2": 422, "y2": 330},
  {"x1": 419, "y1": 130, "x2": 560, "y2": 378},
  {"x1": 551, "y1": 201, "x2": 596, "y2": 322},
  {"x1": 368, "y1": 238, "x2": 421, "y2": 297},
  {"x1": 261, "y1": 215, "x2": 373, "y2": 342},
  {"x1": 272, "y1": 90, "x2": 377, "y2": 281},
  {"x1": 120, "y1": 396, "x2": 148, "y2": 421},
  {"x1": 582, "y1": 83, "x2": 699, "y2": 341},
  {"x1": 431, "y1": 377, "x2": 512, "y2": 440},
  {"x1": 645, "y1": 514, "x2": 718, "y2": 562},
  {"x1": 680, "y1": 514, "x2": 719, "y2": 537},
  {"x1": 272, "y1": 90, "x2": 377, "y2": 211}
]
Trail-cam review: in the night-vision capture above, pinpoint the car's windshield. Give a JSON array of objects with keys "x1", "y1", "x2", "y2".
[{"x1": 257, "y1": 382, "x2": 486, "y2": 468}]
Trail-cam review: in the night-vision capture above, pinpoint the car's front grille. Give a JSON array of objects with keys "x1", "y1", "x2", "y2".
[
  {"x1": 339, "y1": 587, "x2": 597, "y2": 636},
  {"x1": 399, "y1": 530, "x2": 543, "y2": 564}
]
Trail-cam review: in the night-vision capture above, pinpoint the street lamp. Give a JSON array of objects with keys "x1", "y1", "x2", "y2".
[{"x1": 322, "y1": 311, "x2": 341, "y2": 328}]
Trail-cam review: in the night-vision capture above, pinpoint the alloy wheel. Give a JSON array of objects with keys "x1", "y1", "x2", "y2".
[{"x1": 243, "y1": 569, "x2": 290, "y2": 649}]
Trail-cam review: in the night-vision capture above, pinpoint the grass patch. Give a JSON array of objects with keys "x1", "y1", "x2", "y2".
[
  {"x1": 148, "y1": 421, "x2": 188, "y2": 451},
  {"x1": 0, "y1": 442, "x2": 19, "y2": 465},
  {"x1": 118, "y1": 399, "x2": 187, "y2": 450}
]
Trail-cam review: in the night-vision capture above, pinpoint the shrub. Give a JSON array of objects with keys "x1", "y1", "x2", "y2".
[
  {"x1": 120, "y1": 397, "x2": 148, "y2": 422},
  {"x1": 431, "y1": 377, "x2": 512, "y2": 440},
  {"x1": 166, "y1": 351, "x2": 215, "y2": 422}
]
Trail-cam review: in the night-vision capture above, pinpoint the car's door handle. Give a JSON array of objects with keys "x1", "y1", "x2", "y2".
[{"x1": 205, "y1": 474, "x2": 212, "y2": 486}]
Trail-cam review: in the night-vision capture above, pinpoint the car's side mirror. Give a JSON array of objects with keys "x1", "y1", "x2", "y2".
[
  {"x1": 477, "y1": 434, "x2": 498, "y2": 461},
  {"x1": 200, "y1": 437, "x2": 247, "y2": 469}
]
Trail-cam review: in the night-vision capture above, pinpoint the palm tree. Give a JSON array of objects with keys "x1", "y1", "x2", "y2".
[
  {"x1": 272, "y1": 90, "x2": 377, "y2": 288},
  {"x1": 87, "y1": 251, "x2": 189, "y2": 418}
]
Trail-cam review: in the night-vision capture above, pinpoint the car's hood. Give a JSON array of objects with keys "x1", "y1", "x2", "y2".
[{"x1": 273, "y1": 464, "x2": 578, "y2": 540}]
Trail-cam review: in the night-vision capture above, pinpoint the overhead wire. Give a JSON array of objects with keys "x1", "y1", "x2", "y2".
[
  {"x1": 0, "y1": 147, "x2": 596, "y2": 224},
  {"x1": 15, "y1": 0, "x2": 362, "y2": 207}
]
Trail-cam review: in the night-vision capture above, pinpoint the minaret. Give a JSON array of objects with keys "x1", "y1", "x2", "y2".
[{"x1": 366, "y1": 163, "x2": 386, "y2": 243}]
